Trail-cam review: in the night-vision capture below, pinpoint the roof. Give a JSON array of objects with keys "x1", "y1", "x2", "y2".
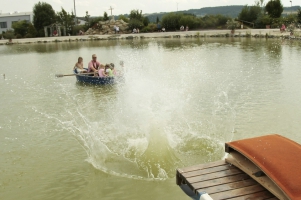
[
  {"x1": 226, "y1": 134, "x2": 301, "y2": 200},
  {"x1": 0, "y1": 12, "x2": 33, "y2": 18}
]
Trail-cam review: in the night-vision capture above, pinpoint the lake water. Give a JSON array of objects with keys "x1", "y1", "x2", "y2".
[{"x1": 1, "y1": 37, "x2": 301, "y2": 200}]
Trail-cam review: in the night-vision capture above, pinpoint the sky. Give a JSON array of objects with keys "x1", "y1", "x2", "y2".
[{"x1": 0, "y1": 0, "x2": 298, "y2": 16}]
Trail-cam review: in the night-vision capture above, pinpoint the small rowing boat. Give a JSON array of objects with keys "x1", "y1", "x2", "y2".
[{"x1": 75, "y1": 73, "x2": 115, "y2": 85}]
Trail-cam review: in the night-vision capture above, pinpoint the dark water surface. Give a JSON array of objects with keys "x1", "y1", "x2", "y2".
[{"x1": 1, "y1": 38, "x2": 301, "y2": 199}]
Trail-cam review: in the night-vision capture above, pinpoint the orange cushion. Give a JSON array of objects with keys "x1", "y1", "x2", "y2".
[{"x1": 226, "y1": 134, "x2": 301, "y2": 200}]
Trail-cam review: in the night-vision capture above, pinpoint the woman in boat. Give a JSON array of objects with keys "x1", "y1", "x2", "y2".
[
  {"x1": 74, "y1": 57, "x2": 87, "y2": 73},
  {"x1": 98, "y1": 64, "x2": 107, "y2": 77}
]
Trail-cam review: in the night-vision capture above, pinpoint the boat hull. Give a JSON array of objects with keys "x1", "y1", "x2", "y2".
[{"x1": 75, "y1": 74, "x2": 115, "y2": 85}]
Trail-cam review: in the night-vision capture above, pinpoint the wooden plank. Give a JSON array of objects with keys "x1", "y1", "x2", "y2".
[
  {"x1": 196, "y1": 178, "x2": 258, "y2": 194},
  {"x1": 227, "y1": 190, "x2": 276, "y2": 200},
  {"x1": 186, "y1": 167, "x2": 243, "y2": 183},
  {"x1": 210, "y1": 184, "x2": 266, "y2": 199},
  {"x1": 226, "y1": 152, "x2": 289, "y2": 200},
  {"x1": 183, "y1": 164, "x2": 236, "y2": 178},
  {"x1": 177, "y1": 160, "x2": 226, "y2": 173},
  {"x1": 191, "y1": 173, "x2": 251, "y2": 191}
]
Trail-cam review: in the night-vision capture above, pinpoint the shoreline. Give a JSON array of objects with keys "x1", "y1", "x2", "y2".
[{"x1": 0, "y1": 29, "x2": 300, "y2": 45}]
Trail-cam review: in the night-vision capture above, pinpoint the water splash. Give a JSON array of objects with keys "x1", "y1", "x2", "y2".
[{"x1": 37, "y1": 41, "x2": 236, "y2": 180}]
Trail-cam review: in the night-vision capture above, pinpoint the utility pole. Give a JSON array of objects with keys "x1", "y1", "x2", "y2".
[
  {"x1": 290, "y1": 1, "x2": 292, "y2": 14},
  {"x1": 109, "y1": 6, "x2": 114, "y2": 20},
  {"x1": 177, "y1": 2, "x2": 179, "y2": 12},
  {"x1": 73, "y1": 0, "x2": 77, "y2": 25}
]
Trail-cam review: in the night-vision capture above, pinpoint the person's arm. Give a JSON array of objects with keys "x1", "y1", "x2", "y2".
[
  {"x1": 102, "y1": 70, "x2": 107, "y2": 77},
  {"x1": 88, "y1": 62, "x2": 98, "y2": 72}
]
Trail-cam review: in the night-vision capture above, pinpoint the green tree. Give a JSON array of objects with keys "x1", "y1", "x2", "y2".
[
  {"x1": 128, "y1": 10, "x2": 148, "y2": 30},
  {"x1": 33, "y1": 1, "x2": 56, "y2": 37},
  {"x1": 129, "y1": 10, "x2": 143, "y2": 21},
  {"x1": 85, "y1": 11, "x2": 90, "y2": 26},
  {"x1": 265, "y1": 0, "x2": 283, "y2": 18},
  {"x1": 27, "y1": 23, "x2": 37, "y2": 37},
  {"x1": 161, "y1": 13, "x2": 183, "y2": 30},
  {"x1": 118, "y1": 15, "x2": 129, "y2": 23},
  {"x1": 297, "y1": 8, "x2": 301, "y2": 24},
  {"x1": 179, "y1": 15, "x2": 199, "y2": 29},
  {"x1": 12, "y1": 20, "x2": 30, "y2": 37},
  {"x1": 238, "y1": 5, "x2": 261, "y2": 23},
  {"x1": 143, "y1": 17, "x2": 150, "y2": 26},
  {"x1": 103, "y1": 12, "x2": 109, "y2": 21},
  {"x1": 128, "y1": 19, "x2": 143, "y2": 30},
  {"x1": 56, "y1": 8, "x2": 75, "y2": 35}
]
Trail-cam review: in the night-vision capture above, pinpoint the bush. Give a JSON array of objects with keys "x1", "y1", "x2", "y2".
[
  {"x1": 128, "y1": 18, "x2": 144, "y2": 30},
  {"x1": 16, "y1": 34, "x2": 23, "y2": 38},
  {"x1": 25, "y1": 33, "x2": 33, "y2": 38},
  {"x1": 4, "y1": 30, "x2": 15, "y2": 39},
  {"x1": 149, "y1": 23, "x2": 158, "y2": 32},
  {"x1": 118, "y1": 15, "x2": 129, "y2": 23},
  {"x1": 226, "y1": 19, "x2": 239, "y2": 30},
  {"x1": 161, "y1": 13, "x2": 183, "y2": 30},
  {"x1": 179, "y1": 15, "x2": 199, "y2": 29},
  {"x1": 141, "y1": 26, "x2": 151, "y2": 33},
  {"x1": 72, "y1": 25, "x2": 86, "y2": 35}
]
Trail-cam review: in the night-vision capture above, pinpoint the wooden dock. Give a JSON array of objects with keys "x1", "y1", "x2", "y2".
[{"x1": 176, "y1": 160, "x2": 278, "y2": 200}]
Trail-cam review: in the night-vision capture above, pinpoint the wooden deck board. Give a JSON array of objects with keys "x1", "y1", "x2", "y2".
[
  {"x1": 227, "y1": 190, "x2": 275, "y2": 200},
  {"x1": 197, "y1": 178, "x2": 258, "y2": 194},
  {"x1": 210, "y1": 184, "x2": 267, "y2": 199},
  {"x1": 187, "y1": 168, "x2": 243, "y2": 183},
  {"x1": 192, "y1": 173, "x2": 251, "y2": 191},
  {"x1": 183, "y1": 164, "x2": 236, "y2": 177},
  {"x1": 177, "y1": 160, "x2": 278, "y2": 199},
  {"x1": 177, "y1": 160, "x2": 226, "y2": 173}
]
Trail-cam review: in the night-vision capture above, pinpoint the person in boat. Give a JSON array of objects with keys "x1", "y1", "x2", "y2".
[
  {"x1": 105, "y1": 64, "x2": 114, "y2": 77},
  {"x1": 98, "y1": 64, "x2": 107, "y2": 77},
  {"x1": 110, "y1": 63, "x2": 116, "y2": 76},
  {"x1": 74, "y1": 57, "x2": 87, "y2": 74},
  {"x1": 88, "y1": 54, "x2": 100, "y2": 75}
]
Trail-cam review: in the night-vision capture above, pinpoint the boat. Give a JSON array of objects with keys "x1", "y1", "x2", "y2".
[
  {"x1": 176, "y1": 134, "x2": 301, "y2": 200},
  {"x1": 75, "y1": 73, "x2": 115, "y2": 85}
]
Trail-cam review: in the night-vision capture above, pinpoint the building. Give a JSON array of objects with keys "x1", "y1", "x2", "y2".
[{"x1": 0, "y1": 11, "x2": 33, "y2": 33}]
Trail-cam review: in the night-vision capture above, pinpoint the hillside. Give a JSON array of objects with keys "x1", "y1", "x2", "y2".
[{"x1": 144, "y1": 5, "x2": 300, "y2": 22}]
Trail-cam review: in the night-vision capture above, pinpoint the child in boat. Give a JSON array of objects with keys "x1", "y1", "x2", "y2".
[
  {"x1": 74, "y1": 57, "x2": 87, "y2": 73},
  {"x1": 98, "y1": 64, "x2": 107, "y2": 77},
  {"x1": 105, "y1": 64, "x2": 114, "y2": 77},
  {"x1": 110, "y1": 63, "x2": 116, "y2": 76}
]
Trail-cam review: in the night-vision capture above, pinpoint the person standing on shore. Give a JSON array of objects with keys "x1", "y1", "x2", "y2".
[{"x1": 87, "y1": 54, "x2": 100, "y2": 75}]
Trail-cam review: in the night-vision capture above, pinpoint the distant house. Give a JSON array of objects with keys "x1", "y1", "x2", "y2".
[
  {"x1": 0, "y1": 11, "x2": 33, "y2": 32},
  {"x1": 77, "y1": 18, "x2": 87, "y2": 25}
]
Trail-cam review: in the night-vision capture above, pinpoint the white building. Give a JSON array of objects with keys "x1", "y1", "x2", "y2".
[{"x1": 0, "y1": 12, "x2": 33, "y2": 33}]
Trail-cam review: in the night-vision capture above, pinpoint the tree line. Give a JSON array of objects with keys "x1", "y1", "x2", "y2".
[
  {"x1": 237, "y1": 0, "x2": 301, "y2": 29},
  {"x1": 1, "y1": 0, "x2": 301, "y2": 39}
]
